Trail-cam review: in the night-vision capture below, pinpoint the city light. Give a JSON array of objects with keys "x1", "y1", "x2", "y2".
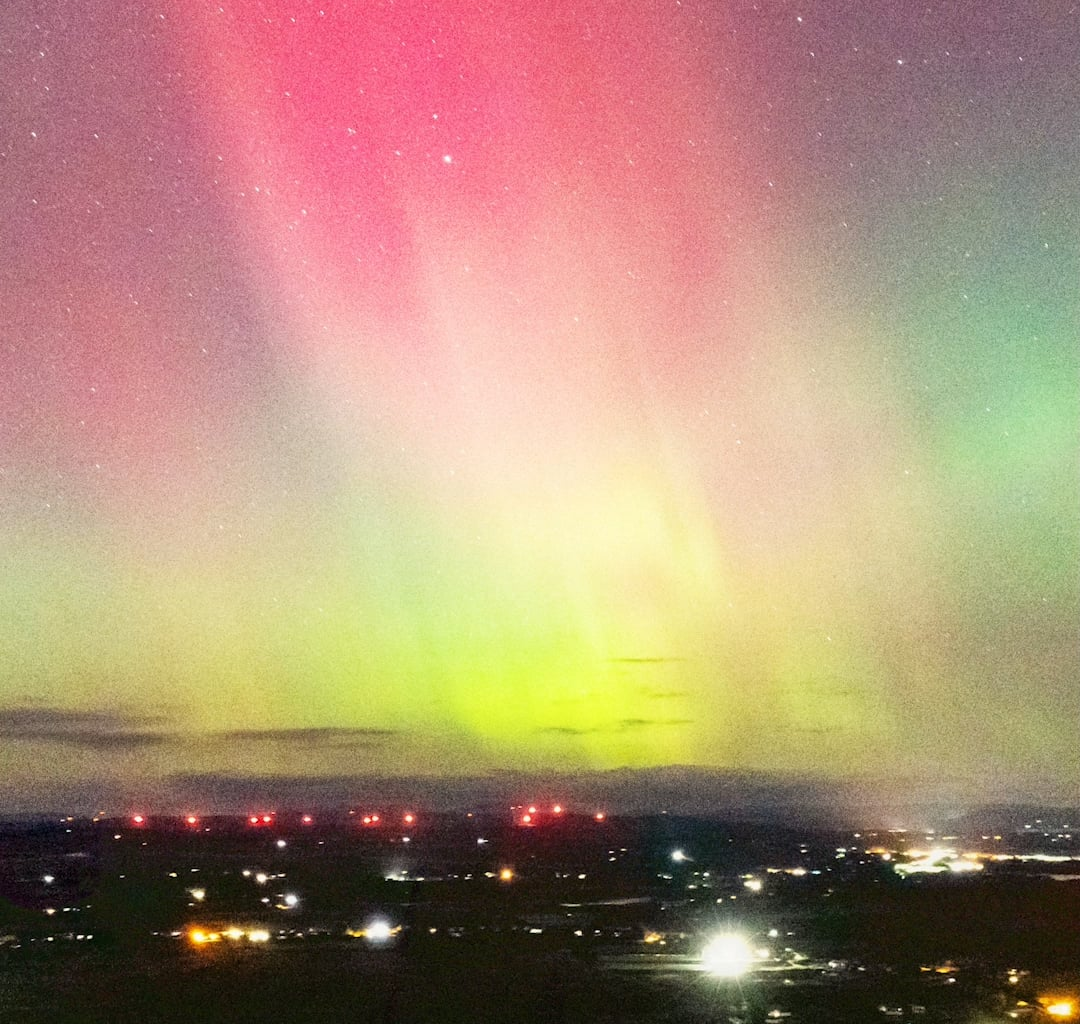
[
  {"x1": 189, "y1": 926, "x2": 271, "y2": 946},
  {"x1": 366, "y1": 920, "x2": 392, "y2": 941},
  {"x1": 701, "y1": 934, "x2": 755, "y2": 977},
  {"x1": 348, "y1": 919, "x2": 401, "y2": 943},
  {"x1": 499, "y1": 867, "x2": 514, "y2": 882},
  {"x1": 1045, "y1": 1002, "x2": 1077, "y2": 1020}
]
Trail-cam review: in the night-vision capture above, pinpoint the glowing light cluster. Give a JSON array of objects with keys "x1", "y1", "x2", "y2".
[
  {"x1": 346, "y1": 919, "x2": 401, "y2": 943},
  {"x1": 1045, "y1": 1002, "x2": 1077, "y2": 1020},
  {"x1": 189, "y1": 926, "x2": 270, "y2": 946}
]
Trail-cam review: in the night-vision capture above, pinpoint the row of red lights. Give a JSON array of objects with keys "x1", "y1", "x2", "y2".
[
  {"x1": 129, "y1": 812, "x2": 418, "y2": 827},
  {"x1": 129, "y1": 808, "x2": 607, "y2": 827},
  {"x1": 517, "y1": 805, "x2": 606, "y2": 825}
]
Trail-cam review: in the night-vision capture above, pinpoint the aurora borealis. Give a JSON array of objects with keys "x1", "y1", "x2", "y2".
[{"x1": 1, "y1": 0, "x2": 1077, "y2": 813}]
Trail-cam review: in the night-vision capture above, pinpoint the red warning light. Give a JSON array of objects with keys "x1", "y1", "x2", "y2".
[
  {"x1": 371, "y1": 814, "x2": 380, "y2": 823},
  {"x1": 594, "y1": 811, "x2": 606, "y2": 822},
  {"x1": 527, "y1": 806, "x2": 537, "y2": 815},
  {"x1": 553, "y1": 805, "x2": 563, "y2": 815},
  {"x1": 262, "y1": 815, "x2": 272, "y2": 824},
  {"x1": 185, "y1": 815, "x2": 199, "y2": 826},
  {"x1": 131, "y1": 814, "x2": 145, "y2": 826},
  {"x1": 403, "y1": 813, "x2": 415, "y2": 825},
  {"x1": 521, "y1": 814, "x2": 533, "y2": 825},
  {"x1": 249, "y1": 816, "x2": 260, "y2": 825},
  {"x1": 301, "y1": 814, "x2": 313, "y2": 825}
]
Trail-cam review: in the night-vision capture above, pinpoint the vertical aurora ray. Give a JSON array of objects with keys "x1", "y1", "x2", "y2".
[{"x1": 174, "y1": 0, "x2": 774, "y2": 768}]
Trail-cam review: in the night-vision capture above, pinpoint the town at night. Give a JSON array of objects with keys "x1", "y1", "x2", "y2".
[{"x1": 4, "y1": 803, "x2": 1080, "y2": 1021}]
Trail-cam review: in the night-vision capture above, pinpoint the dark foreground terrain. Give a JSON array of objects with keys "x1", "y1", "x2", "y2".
[{"x1": 2, "y1": 811, "x2": 1080, "y2": 1021}]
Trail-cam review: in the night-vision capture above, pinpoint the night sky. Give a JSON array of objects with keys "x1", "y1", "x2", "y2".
[{"x1": 1, "y1": 0, "x2": 1077, "y2": 814}]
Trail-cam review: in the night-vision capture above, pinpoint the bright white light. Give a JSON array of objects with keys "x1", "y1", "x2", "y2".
[
  {"x1": 42, "y1": 875, "x2": 55, "y2": 884},
  {"x1": 365, "y1": 919, "x2": 393, "y2": 943},
  {"x1": 248, "y1": 929, "x2": 270, "y2": 943},
  {"x1": 255, "y1": 873, "x2": 268, "y2": 885},
  {"x1": 671, "y1": 849, "x2": 689, "y2": 863},
  {"x1": 283, "y1": 893, "x2": 298, "y2": 907},
  {"x1": 189, "y1": 888, "x2": 206, "y2": 902},
  {"x1": 276, "y1": 839, "x2": 287, "y2": 848},
  {"x1": 743, "y1": 878, "x2": 763, "y2": 893},
  {"x1": 701, "y1": 934, "x2": 755, "y2": 977}
]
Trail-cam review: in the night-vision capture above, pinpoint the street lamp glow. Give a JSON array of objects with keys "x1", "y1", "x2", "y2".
[
  {"x1": 1046, "y1": 1003, "x2": 1076, "y2": 1020},
  {"x1": 701, "y1": 934, "x2": 755, "y2": 977},
  {"x1": 365, "y1": 919, "x2": 393, "y2": 942}
]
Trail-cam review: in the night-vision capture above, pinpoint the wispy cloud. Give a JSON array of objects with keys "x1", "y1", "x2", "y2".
[
  {"x1": 0, "y1": 706, "x2": 170, "y2": 748},
  {"x1": 538, "y1": 718, "x2": 693, "y2": 737},
  {"x1": 617, "y1": 718, "x2": 694, "y2": 730},
  {"x1": 609, "y1": 656, "x2": 686, "y2": 665},
  {"x1": 215, "y1": 726, "x2": 398, "y2": 746}
]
